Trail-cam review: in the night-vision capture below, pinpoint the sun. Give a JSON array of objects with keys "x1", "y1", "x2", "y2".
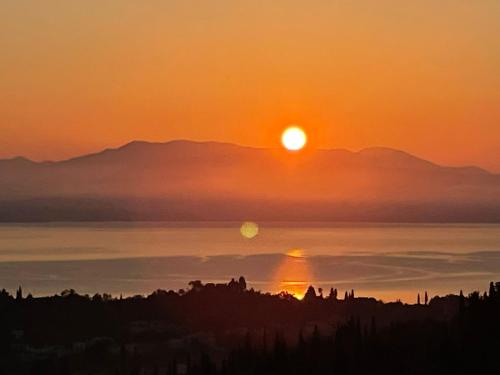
[{"x1": 281, "y1": 126, "x2": 307, "y2": 151}]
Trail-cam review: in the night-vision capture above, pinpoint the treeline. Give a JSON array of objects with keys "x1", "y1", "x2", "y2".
[
  {"x1": 220, "y1": 285, "x2": 500, "y2": 374},
  {"x1": 0, "y1": 280, "x2": 499, "y2": 374}
]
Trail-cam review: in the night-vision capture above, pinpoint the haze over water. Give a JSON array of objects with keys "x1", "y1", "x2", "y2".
[{"x1": 1, "y1": 222, "x2": 499, "y2": 302}]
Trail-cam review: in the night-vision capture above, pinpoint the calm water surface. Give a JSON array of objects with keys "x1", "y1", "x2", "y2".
[{"x1": 0, "y1": 222, "x2": 499, "y2": 302}]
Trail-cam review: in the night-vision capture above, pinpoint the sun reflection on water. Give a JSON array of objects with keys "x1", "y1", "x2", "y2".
[{"x1": 272, "y1": 249, "x2": 314, "y2": 299}]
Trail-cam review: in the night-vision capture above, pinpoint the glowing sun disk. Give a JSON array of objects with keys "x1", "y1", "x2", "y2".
[{"x1": 281, "y1": 126, "x2": 307, "y2": 151}]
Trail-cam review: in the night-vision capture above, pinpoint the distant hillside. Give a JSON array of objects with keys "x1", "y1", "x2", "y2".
[{"x1": 0, "y1": 140, "x2": 499, "y2": 221}]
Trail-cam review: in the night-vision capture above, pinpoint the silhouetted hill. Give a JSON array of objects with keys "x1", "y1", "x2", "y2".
[{"x1": 1, "y1": 140, "x2": 499, "y2": 221}]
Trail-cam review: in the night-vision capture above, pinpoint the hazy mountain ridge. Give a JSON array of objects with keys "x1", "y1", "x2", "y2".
[{"x1": 0, "y1": 140, "x2": 499, "y2": 221}]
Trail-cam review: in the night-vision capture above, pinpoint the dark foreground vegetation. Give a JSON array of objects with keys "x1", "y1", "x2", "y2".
[{"x1": 1, "y1": 278, "x2": 500, "y2": 374}]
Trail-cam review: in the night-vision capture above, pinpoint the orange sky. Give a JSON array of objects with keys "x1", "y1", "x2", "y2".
[{"x1": 1, "y1": 1, "x2": 499, "y2": 171}]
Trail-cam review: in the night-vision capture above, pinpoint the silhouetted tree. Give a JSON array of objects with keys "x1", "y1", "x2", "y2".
[
  {"x1": 228, "y1": 278, "x2": 238, "y2": 290},
  {"x1": 459, "y1": 289, "x2": 465, "y2": 316},
  {"x1": 329, "y1": 288, "x2": 338, "y2": 300},
  {"x1": 469, "y1": 291, "x2": 480, "y2": 304},
  {"x1": 15, "y1": 286, "x2": 22, "y2": 301},
  {"x1": 189, "y1": 280, "x2": 204, "y2": 292},
  {"x1": 61, "y1": 289, "x2": 76, "y2": 297},
  {"x1": 304, "y1": 286, "x2": 317, "y2": 302},
  {"x1": 495, "y1": 282, "x2": 500, "y2": 296},
  {"x1": 489, "y1": 281, "x2": 495, "y2": 298},
  {"x1": 238, "y1": 276, "x2": 247, "y2": 290}
]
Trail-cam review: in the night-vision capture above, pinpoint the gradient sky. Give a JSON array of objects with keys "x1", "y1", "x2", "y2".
[{"x1": 1, "y1": 1, "x2": 499, "y2": 171}]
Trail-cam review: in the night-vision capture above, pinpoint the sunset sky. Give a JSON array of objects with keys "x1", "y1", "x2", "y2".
[{"x1": 1, "y1": 1, "x2": 499, "y2": 171}]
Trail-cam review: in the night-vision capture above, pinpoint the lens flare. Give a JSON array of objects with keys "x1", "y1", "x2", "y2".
[{"x1": 240, "y1": 221, "x2": 259, "y2": 239}]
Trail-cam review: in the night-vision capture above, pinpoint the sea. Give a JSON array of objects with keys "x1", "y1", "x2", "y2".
[{"x1": 1, "y1": 222, "x2": 499, "y2": 302}]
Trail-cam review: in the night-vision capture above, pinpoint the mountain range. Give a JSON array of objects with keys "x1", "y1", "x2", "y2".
[{"x1": 1, "y1": 140, "x2": 499, "y2": 222}]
